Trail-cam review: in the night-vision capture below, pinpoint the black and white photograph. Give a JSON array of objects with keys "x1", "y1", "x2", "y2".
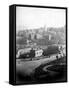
[{"x1": 15, "y1": 5, "x2": 67, "y2": 84}]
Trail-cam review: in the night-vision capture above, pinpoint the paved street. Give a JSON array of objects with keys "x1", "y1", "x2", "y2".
[{"x1": 16, "y1": 54, "x2": 61, "y2": 76}]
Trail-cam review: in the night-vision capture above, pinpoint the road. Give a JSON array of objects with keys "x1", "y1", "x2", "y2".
[{"x1": 16, "y1": 54, "x2": 61, "y2": 76}]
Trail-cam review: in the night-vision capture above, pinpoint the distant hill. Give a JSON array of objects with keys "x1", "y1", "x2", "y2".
[{"x1": 16, "y1": 26, "x2": 66, "y2": 46}]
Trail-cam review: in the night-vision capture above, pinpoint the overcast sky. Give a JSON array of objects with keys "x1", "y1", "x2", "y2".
[{"x1": 16, "y1": 6, "x2": 66, "y2": 31}]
